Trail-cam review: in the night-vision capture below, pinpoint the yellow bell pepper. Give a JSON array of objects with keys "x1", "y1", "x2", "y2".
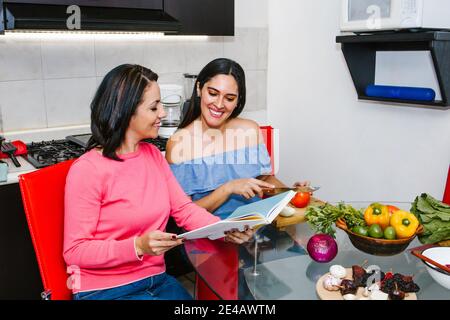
[
  {"x1": 390, "y1": 210, "x2": 419, "y2": 239},
  {"x1": 364, "y1": 203, "x2": 390, "y2": 229}
]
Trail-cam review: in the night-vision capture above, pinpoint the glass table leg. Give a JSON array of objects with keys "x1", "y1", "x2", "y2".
[{"x1": 250, "y1": 232, "x2": 262, "y2": 276}]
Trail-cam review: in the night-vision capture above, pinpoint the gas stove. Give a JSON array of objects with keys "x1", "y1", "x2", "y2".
[
  {"x1": 26, "y1": 137, "x2": 168, "y2": 169},
  {"x1": 26, "y1": 140, "x2": 86, "y2": 169}
]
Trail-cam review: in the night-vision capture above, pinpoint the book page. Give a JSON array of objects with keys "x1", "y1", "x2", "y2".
[
  {"x1": 177, "y1": 191, "x2": 296, "y2": 240},
  {"x1": 265, "y1": 191, "x2": 296, "y2": 222},
  {"x1": 178, "y1": 219, "x2": 264, "y2": 241},
  {"x1": 226, "y1": 191, "x2": 295, "y2": 222}
]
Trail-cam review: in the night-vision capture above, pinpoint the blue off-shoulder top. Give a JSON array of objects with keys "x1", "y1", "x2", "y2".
[{"x1": 170, "y1": 144, "x2": 272, "y2": 220}]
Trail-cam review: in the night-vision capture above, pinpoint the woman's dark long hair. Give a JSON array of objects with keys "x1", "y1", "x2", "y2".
[
  {"x1": 178, "y1": 58, "x2": 246, "y2": 129},
  {"x1": 87, "y1": 64, "x2": 158, "y2": 161}
]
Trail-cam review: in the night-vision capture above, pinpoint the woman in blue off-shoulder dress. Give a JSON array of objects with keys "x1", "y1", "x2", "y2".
[{"x1": 166, "y1": 58, "x2": 308, "y2": 224}]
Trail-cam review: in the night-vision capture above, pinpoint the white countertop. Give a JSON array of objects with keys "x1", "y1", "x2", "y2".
[
  {"x1": 2, "y1": 124, "x2": 91, "y2": 143},
  {"x1": 0, "y1": 156, "x2": 37, "y2": 186},
  {"x1": 1, "y1": 125, "x2": 91, "y2": 186}
]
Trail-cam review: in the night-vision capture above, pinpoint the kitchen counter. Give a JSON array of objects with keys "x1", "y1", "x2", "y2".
[
  {"x1": 1, "y1": 125, "x2": 91, "y2": 185},
  {"x1": 3, "y1": 124, "x2": 91, "y2": 143},
  {"x1": 0, "y1": 156, "x2": 37, "y2": 186}
]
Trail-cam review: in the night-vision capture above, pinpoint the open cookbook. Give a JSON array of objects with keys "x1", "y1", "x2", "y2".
[{"x1": 177, "y1": 190, "x2": 296, "y2": 240}]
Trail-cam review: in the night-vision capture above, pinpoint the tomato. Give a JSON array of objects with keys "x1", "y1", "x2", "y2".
[
  {"x1": 352, "y1": 225, "x2": 369, "y2": 237},
  {"x1": 383, "y1": 226, "x2": 397, "y2": 240},
  {"x1": 290, "y1": 192, "x2": 311, "y2": 208},
  {"x1": 368, "y1": 224, "x2": 383, "y2": 238},
  {"x1": 386, "y1": 205, "x2": 400, "y2": 216}
]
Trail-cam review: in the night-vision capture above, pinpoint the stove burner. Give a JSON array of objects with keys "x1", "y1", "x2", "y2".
[
  {"x1": 26, "y1": 136, "x2": 168, "y2": 169},
  {"x1": 26, "y1": 139, "x2": 86, "y2": 168}
]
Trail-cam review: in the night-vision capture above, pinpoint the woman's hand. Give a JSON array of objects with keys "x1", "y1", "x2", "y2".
[
  {"x1": 135, "y1": 230, "x2": 184, "y2": 256},
  {"x1": 224, "y1": 227, "x2": 254, "y2": 244},
  {"x1": 224, "y1": 178, "x2": 275, "y2": 199}
]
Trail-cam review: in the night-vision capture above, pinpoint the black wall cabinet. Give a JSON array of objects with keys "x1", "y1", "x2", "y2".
[
  {"x1": 165, "y1": 0, "x2": 234, "y2": 36},
  {"x1": 4, "y1": 0, "x2": 164, "y2": 10}
]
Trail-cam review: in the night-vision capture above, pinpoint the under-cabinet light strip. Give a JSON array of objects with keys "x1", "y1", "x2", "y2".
[{"x1": 4, "y1": 30, "x2": 208, "y2": 41}]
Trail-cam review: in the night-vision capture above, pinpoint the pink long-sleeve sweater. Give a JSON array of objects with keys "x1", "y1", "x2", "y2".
[{"x1": 63, "y1": 142, "x2": 220, "y2": 293}]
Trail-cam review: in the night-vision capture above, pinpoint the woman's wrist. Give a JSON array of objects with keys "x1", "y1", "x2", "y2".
[
  {"x1": 220, "y1": 181, "x2": 233, "y2": 197},
  {"x1": 134, "y1": 236, "x2": 144, "y2": 257}
]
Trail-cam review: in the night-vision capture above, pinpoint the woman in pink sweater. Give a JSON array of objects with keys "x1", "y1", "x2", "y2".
[{"x1": 63, "y1": 64, "x2": 253, "y2": 300}]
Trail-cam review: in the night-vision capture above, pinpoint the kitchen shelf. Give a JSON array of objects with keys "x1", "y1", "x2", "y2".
[{"x1": 336, "y1": 31, "x2": 450, "y2": 109}]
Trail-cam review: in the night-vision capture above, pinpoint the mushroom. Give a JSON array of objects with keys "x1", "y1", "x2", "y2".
[
  {"x1": 322, "y1": 274, "x2": 342, "y2": 291},
  {"x1": 329, "y1": 265, "x2": 347, "y2": 279}
]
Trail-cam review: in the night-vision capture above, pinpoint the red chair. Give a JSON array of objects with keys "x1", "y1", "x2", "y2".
[
  {"x1": 260, "y1": 125, "x2": 275, "y2": 175},
  {"x1": 443, "y1": 165, "x2": 450, "y2": 205},
  {"x1": 19, "y1": 160, "x2": 75, "y2": 300}
]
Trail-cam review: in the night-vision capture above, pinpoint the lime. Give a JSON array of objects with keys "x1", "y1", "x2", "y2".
[
  {"x1": 352, "y1": 225, "x2": 369, "y2": 237},
  {"x1": 368, "y1": 224, "x2": 383, "y2": 238},
  {"x1": 384, "y1": 226, "x2": 396, "y2": 240}
]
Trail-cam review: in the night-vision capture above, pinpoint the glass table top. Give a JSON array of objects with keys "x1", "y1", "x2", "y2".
[{"x1": 185, "y1": 202, "x2": 450, "y2": 300}]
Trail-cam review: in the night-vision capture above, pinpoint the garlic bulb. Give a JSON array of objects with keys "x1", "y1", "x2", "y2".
[
  {"x1": 280, "y1": 206, "x2": 296, "y2": 217},
  {"x1": 329, "y1": 265, "x2": 346, "y2": 279},
  {"x1": 322, "y1": 274, "x2": 341, "y2": 291}
]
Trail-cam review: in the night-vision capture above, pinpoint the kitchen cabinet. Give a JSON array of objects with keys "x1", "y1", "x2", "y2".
[
  {"x1": 165, "y1": 0, "x2": 234, "y2": 36},
  {"x1": 336, "y1": 31, "x2": 450, "y2": 109},
  {"x1": 0, "y1": 183, "x2": 43, "y2": 299},
  {"x1": 4, "y1": 0, "x2": 164, "y2": 10},
  {"x1": 1, "y1": 0, "x2": 233, "y2": 35}
]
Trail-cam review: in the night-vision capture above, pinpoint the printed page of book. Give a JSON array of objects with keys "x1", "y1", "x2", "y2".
[
  {"x1": 178, "y1": 219, "x2": 264, "y2": 240},
  {"x1": 227, "y1": 190, "x2": 296, "y2": 223}
]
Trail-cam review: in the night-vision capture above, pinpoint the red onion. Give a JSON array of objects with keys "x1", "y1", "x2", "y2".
[{"x1": 307, "y1": 234, "x2": 338, "y2": 263}]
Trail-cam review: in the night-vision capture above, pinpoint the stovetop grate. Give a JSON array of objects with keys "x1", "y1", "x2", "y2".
[
  {"x1": 26, "y1": 139, "x2": 86, "y2": 168},
  {"x1": 26, "y1": 137, "x2": 168, "y2": 168}
]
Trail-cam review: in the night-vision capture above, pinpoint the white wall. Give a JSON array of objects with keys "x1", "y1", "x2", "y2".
[
  {"x1": 267, "y1": 0, "x2": 450, "y2": 203},
  {"x1": 235, "y1": 0, "x2": 268, "y2": 28}
]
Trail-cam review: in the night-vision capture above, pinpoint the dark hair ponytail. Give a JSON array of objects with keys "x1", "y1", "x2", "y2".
[
  {"x1": 178, "y1": 58, "x2": 246, "y2": 129},
  {"x1": 88, "y1": 64, "x2": 158, "y2": 161}
]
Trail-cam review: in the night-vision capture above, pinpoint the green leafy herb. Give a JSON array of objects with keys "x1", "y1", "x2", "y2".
[{"x1": 305, "y1": 202, "x2": 365, "y2": 238}]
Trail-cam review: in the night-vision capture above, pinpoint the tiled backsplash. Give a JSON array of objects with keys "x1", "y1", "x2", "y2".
[{"x1": 0, "y1": 28, "x2": 268, "y2": 132}]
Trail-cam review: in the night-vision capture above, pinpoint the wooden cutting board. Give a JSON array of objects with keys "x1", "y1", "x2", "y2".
[{"x1": 273, "y1": 198, "x2": 325, "y2": 230}]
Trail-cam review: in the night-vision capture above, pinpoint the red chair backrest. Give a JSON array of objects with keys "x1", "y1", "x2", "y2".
[
  {"x1": 260, "y1": 125, "x2": 275, "y2": 175},
  {"x1": 19, "y1": 159, "x2": 75, "y2": 300},
  {"x1": 444, "y1": 166, "x2": 450, "y2": 205}
]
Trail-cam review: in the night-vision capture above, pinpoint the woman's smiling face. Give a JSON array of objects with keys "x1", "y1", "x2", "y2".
[
  {"x1": 128, "y1": 81, "x2": 166, "y2": 140},
  {"x1": 199, "y1": 74, "x2": 239, "y2": 129}
]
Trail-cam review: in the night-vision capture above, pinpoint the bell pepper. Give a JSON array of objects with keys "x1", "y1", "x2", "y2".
[
  {"x1": 386, "y1": 205, "x2": 400, "y2": 216},
  {"x1": 364, "y1": 203, "x2": 390, "y2": 229},
  {"x1": 389, "y1": 210, "x2": 419, "y2": 239}
]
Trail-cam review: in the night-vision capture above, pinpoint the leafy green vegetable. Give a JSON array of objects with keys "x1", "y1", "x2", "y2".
[
  {"x1": 411, "y1": 193, "x2": 450, "y2": 244},
  {"x1": 305, "y1": 202, "x2": 365, "y2": 238}
]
